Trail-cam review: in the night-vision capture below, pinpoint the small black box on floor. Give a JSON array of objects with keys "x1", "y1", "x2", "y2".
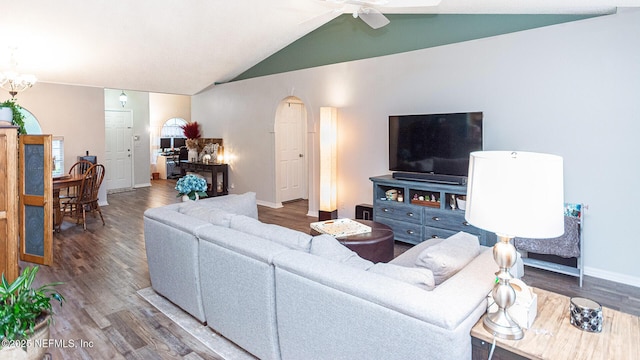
[{"x1": 355, "y1": 204, "x2": 373, "y2": 220}]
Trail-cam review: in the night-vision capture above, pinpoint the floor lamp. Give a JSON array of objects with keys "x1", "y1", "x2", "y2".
[
  {"x1": 319, "y1": 107, "x2": 337, "y2": 221},
  {"x1": 465, "y1": 151, "x2": 564, "y2": 340}
]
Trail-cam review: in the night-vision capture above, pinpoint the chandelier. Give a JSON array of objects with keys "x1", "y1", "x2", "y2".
[{"x1": 0, "y1": 48, "x2": 37, "y2": 98}]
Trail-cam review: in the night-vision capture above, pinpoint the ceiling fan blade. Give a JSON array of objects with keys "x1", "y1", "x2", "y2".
[{"x1": 358, "y1": 7, "x2": 390, "y2": 29}]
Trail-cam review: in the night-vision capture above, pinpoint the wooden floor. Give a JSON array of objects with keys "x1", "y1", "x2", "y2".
[{"x1": 29, "y1": 179, "x2": 640, "y2": 359}]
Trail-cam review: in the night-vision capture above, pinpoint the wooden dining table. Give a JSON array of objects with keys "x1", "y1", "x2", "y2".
[{"x1": 53, "y1": 174, "x2": 84, "y2": 231}]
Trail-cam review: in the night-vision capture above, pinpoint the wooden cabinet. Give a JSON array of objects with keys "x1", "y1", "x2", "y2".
[
  {"x1": 0, "y1": 126, "x2": 19, "y2": 282},
  {"x1": 370, "y1": 175, "x2": 496, "y2": 246},
  {"x1": 180, "y1": 161, "x2": 228, "y2": 197}
]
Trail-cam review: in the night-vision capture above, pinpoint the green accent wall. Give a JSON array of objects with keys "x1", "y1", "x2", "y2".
[{"x1": 232, "y1": 13, "x2": 598, "y2": 82}]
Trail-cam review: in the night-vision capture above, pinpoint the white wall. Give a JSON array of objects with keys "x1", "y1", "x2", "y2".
[
  {"x1": 17, "y1": 82, "x2": 108, "y2": 204},
  {"x1": 192, "y1": 9, "x2": 640, "y2": 286}
]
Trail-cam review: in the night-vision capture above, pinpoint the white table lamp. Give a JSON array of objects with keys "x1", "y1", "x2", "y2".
[{"x1": 465, "y1": 151, "x2": 564, "y2": 340}]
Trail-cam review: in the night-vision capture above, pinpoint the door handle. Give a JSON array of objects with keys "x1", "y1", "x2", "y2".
[{"x1": 299, "y1": 154, "x2": 303, "y2": 158}]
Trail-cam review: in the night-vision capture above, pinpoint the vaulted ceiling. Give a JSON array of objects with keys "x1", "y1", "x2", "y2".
[{"x1": 1, "y1": 0, "x2": 635, "y2": 95}]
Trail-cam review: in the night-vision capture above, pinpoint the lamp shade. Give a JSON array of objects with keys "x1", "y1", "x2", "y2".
[
  {"x1": 319, "y1": 107, "x2": 337, "y2": 212},
  {"x1": 465, "y1": 151, "x2": 564, "y2": 239}
]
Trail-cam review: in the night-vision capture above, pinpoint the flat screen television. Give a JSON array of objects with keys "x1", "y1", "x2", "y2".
[
  {"x1": 173, "y1": 137, "x2": 186, "y2": 148},
  {"x1": 389, "y1": 112, "x2": 483, "y2": 183}
]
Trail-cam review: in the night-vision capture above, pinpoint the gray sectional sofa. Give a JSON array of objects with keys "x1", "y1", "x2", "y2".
[{"x1": 143, "y1": 192, "x2": 506, "y2": 360}]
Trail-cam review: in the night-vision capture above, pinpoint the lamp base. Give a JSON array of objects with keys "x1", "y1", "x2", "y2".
[
  {"x1": 483, "y1": 309, "x2": 524, "y2": 340},
  {"x1": 483, "y1": 234, "x2": 524, "y2": 340},
  {"x1": 318, "y1": 210, "x2": 337, "y2": 221}
]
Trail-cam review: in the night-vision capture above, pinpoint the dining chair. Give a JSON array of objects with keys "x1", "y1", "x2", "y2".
[
  {"x1": 62, "y1": 163, "x2": 106, "y2": 230},
  {"x1": 60, "y1": 159, "x2": 94, "y2": 201}
]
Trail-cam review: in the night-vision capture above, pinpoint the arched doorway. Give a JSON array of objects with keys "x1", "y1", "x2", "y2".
[{"x1": 274, "y1": 97, "x2": 308, "y2": 205}]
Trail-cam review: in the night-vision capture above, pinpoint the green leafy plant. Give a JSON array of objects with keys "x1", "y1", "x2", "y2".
[
  {"x1": 0, "y1": 99, "x2": 26, "y2": 135},
  {"x1": 0, "y1": 266, "x2": 64, "y2": 346}
]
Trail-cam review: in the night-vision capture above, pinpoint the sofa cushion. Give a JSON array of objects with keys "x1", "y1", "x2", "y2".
[
  {"x1": 230, "y1": 215, "x2": 312, "y2": 251},
  {"x1": 367, "y1": 263, "x2": 435, "y2": 291},
  {"x1": 310, "y1": 234, "x2": 374, "y2": 270},
  {"x1": 178, "y1": 202, "x2": 234, "y2": 227},
  {"x1": 415, "y1": 231, "x2": 480, "y2": 285}
]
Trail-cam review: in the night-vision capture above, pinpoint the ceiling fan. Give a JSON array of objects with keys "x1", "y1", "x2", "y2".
[{"x1": 320, "y1": 0, "x2": 442, "y2": 29}]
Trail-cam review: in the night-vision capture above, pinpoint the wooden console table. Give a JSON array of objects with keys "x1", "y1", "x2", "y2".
[
  {"x1": 471, "y1": 288, "x2": 640, "y2": 359},
  {"x1": 180, "y1": 161, "x2": 228, "y2": 197}
]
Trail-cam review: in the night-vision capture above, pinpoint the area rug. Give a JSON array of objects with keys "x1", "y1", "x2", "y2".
[{"x1": 137, "y1": 287, "x2": 255, "y2": 360}]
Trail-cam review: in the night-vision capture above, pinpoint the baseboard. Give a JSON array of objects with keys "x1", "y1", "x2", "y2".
[
  {"x1": 256, "y1": 200, "x2": 283, "y2": 209},
  {"x1": 134, "y1": 183, "x2": 151, "y2": 188},
  {"x1": 585, "y1": 266, "x2": 640, "y2": 288}
]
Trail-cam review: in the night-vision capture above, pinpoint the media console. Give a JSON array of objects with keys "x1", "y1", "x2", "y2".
[{"x1": 370, "y1": 175, "x2": 495, "y2": 246}]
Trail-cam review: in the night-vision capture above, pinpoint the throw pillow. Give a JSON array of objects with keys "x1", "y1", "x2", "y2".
[
  {"x1": 367, "y1": 263, "x2": 436, "y2": 291},
  {"x1": 415, "y1": 231, "x2": 480, "y2": 285},
  {"x1": 310, "y1": 234, "x2": 374, "y2": 270},
  {"x1": 229, "y1": 215, "x2": 312, "y2": 251}
]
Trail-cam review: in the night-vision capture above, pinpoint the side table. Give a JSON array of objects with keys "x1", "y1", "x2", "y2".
[
  {"x1": 471, "y1": 287, "x2": 640, "y2": 359},
  {"x1": 311, "y1": 219, "x2": 395, "y2": 263}
]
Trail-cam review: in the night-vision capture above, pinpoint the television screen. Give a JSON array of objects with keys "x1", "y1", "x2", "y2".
[
  {"x1": 173, "y1": 137, "x2": 186, "y2": 148},
  {"x1": 389, "y1": 112, "x2": 483, "y2": 177},
  {"x1": 160, "y1": 137, "x2": 172, "y2": 149}
]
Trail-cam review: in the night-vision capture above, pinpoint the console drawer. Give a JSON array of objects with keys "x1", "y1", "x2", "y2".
[
  {"x1": 375, "y1": 217, "x2": 423, "y2": 245},
  {"x1": 423, "y1": 226, "x2": 457, "y2": 240},
  {"x1": 374, "y1": 201, "x2": 422, "y2": 224},
  {"x1": 423, "y1": 208, "x2": 473, "y2": 231}
]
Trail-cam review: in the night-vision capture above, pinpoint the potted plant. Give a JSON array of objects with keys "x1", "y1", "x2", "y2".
[
  {"x1": 0, "y1": 266, "x2": 65, "y2": 359},
  {"x1": 0, "y1": 99, "x2": 26, "y2": 134},
  {"x1": 175, "y1": 174, "x2": 208, "y2": 201}
]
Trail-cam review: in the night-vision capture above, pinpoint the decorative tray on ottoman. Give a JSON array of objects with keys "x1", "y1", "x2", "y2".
[{"x1": 310, "y1": 219, "x2": 372, "y2": 238}]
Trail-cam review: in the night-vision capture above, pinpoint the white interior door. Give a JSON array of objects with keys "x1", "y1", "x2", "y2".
[
  {"x1": 276, "y1": 102, "x2": 306, "y2": 202},
  {"x1": 105, "y1": 110, "x2": 133, "y2": 190}
]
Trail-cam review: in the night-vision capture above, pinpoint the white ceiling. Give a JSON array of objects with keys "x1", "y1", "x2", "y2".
[{"x1": 1, "y1": 0, "x2": 637, "y2": 95}]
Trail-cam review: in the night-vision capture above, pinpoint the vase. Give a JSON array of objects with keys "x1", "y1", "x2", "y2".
[
  {"x1": 0, "y1": 313, "x2": 50, "y2": 360},
  {"x1": 188, "y1": 148, "x2": 198, "y2": 163},
  {"x1": 0, "y1": 107, "x2": 12, "y2": 126},
  {"x1": 182, "y1": 193, "x2": 199, "y2": 202}
]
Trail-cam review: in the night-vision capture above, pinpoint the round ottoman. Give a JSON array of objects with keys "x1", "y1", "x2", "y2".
[{"x1": 312, "y1": 219, "x2": 395, "y2": 263}]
